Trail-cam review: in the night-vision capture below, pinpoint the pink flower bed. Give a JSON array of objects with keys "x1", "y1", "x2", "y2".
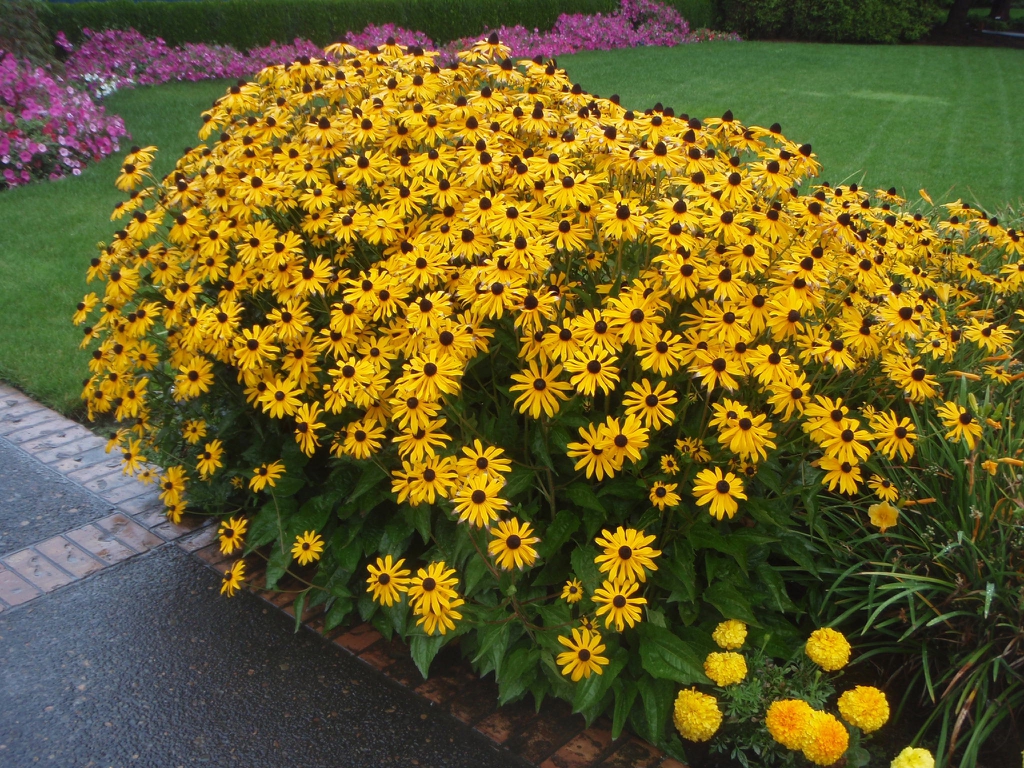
[
  {"x1": 61, "y1": 0, "x2": 739, "y2": 97},
  {"x1": 0, "y1": 0, "x2": 738, "y2": 190},
  {"x1": 0, "y1": 53, "x2": 127, "y2": 190}
]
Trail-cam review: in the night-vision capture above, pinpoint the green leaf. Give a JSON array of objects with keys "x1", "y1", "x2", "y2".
[
  {"x1": 755, "y1": 562, "x2": 798, "y2": 612},
  {"x1": 703, "y1": 580, "x2": 759, "y2": 625},
  {"x1": 572, "y1": 649, "x2": 626, "y2": 719},
  {"x1": 532, "y1": 427, "x2": 554, "y2": 470},
  {"x1": 323, "y1": 596, "x2": 353, "y2": 631},
  {"x1": 463, "y1": 554, "x2": 492, "y2": 597},
  {"x1": 245, "y1": 500, "x2": 283, "y2": 551},
  {"x1": 570, "y1": 544, "x2": 602, "y2": 591},
  {"x1": 637, "y1": 623, "x2": 709, "y2": 685},
  {"x1": 611, "y1": 679, "x2": 638, "y2": 740},
  {"x1": 656, "y1": 541, "x2": 697, "y2": 603},
  {"x1": 537, "y1": 510, "x2": 580, "y2": 559},
  {"x1": 566, "y1": 482, "x2": 605, "y2": 514},
  {"x1": 348, "y1": 463, "x2": 388, "y2": 504},
  {"x1": 292, "y1": 591, "x2": 307, "y2": 633},
  {"x1": 267, "y1": 472, "x2": 305, "y2": 498},
  {"x1": 405, "y1": 504, "x2": 432, "y2": 544},
  {"x1": 503, "y1": 466, "x2": 536, "y2": 500},
  {"x1": 410, "y1": 633, "x2": 445, "y2": 679},
  {"x1": 778, "y1": 531, "x2": 820, "y2": 577},
  {"x1": 636, "y1": 675, "x2": 675, "y2": 744},
  {"x1": 264, "y1": 541, "x2": 292, "y2": 590},
  {"x1": 498, "y1": 646, "x2": 540, "y2": 704},
  {"x1": 287, "y1": 496, "x2": 333, "y2": 540},
  {"x1": 472, "y1": 620, "x2": 511, "y2": 677}
]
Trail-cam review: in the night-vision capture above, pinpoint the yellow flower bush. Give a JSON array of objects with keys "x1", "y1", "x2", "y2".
[{"x1": 77, "y1": 33, "x2": 1024, "y2": 759}]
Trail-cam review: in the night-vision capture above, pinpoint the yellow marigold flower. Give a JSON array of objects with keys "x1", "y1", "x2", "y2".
[
  {"x1": 868, "y1": 501, "x2": 899, "y2": 533},
  {"x1": 838, "y1": 686, "x2": 889, "y2": 733},
  {"x1": 766, "y1": 699, "x2": 814, "y2": 750},
  {"x1": 802, "y1": 711, "x2": 849, "y2": 766},
  {"x1": 806, "y1": 628, "x2": 852, "y2": 671},
  {"x1": 291, "y1": 530, "x2": 324, "y2": 566},
  {"x1": 703, "y1": 651, "x2": 747, "y2": 686},
  {"x1": 712, "y1": 619, "x2": 747, "y2": 650},
  {"x1": 891, "y1": 747, "x2": 935, "y2": 768},
  {"x1": 672, "y1": 688, "x2": 722, "y2": 742}
]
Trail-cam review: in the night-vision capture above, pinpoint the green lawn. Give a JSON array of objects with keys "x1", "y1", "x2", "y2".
[
  {"x1": 561, "y1": 42, "x2": 1024, "y2": 209},
  {"x1": 1, "y1": 42, "x2": 1023, "y2": 414},
  {"x1": 0, "y1": 80, "x2": 229, "y2": 415}
]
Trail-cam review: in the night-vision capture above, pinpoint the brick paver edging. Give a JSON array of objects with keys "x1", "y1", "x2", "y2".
[{"x1": 0, "y1": 383, "x2": 685, "y2": 768}]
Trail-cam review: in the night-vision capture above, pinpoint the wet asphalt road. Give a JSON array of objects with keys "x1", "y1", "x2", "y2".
[
  {"x1": 0, "y1": 438, "x2": 116, "y2": 556},
  {"x1": 0, "y1": 543, "x2": 526, "y2": 768}
]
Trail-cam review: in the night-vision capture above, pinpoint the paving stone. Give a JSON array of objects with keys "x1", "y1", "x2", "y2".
[
  {"x1": 0, "y1": 387, "x2": 32, "y2": 409},
  {"x1": 117, "y1": 491, "x2": 164, "y2": 516},
  {"x1": 448, "y1": 675, "x2": 499, "y2": 725},
  {"x1": 599, "y1": 738, "x2": 663, "y2": 768},
  {"x1": 178, "y1": 525, "x2": 219, "y2": 552},
  {"x1": 33, "y1": 435, "x2": 106, "y2": 465},
  {"x1": 51, "y1": 445, "x2": 119, "y2": 475},
  {"x1": 99, "y1": 479, "x2": 153, "y2": 505},
  {"x1": 540, "y1": 723, "x2": 615, "y2": 768},
  {"x1": 0, "y1": 400, "x2": 47, "y2": 423},
  {"x1": 0, "y1": 564, "x2": 42, "y2": 606},
  {"x1": 4, "y1": 417, "x2": 75, "y2": 446},
  {"x1": 0, "y1": 408, "x2": 54, "y2": 437},
  {"x1": 412, "y1": 660, "x2": 474, "y2": 706},
  {"x1": 20, "y1": 426, "x2": 93, "y2": 456},
  {"x1": 95, "y1": 513, "x2": 163, "y2": 552},
  {"x1": 657, "y1": 759, "x2": 688, "y2": 768},
  {"x1": 334, "y1": 623, "x2": 382, "y2": 653},
  {"x1": 475, "y1": 699, "x2": 538, "y2": 744},
  {"x1": 82, "y1": 471, "x2": 137, "y2": 495},
  {"x1": 66, "y1": 459, "x2": 122, "y2": 484},
  {"x1": 507, "y1": 701, "x2": 584, "y2": 764},
  {"x1": 194, "y1": 542, "x2": 230, "y2": 569},
  {"x1": 34, "y1": 536, "x2": 105, "y2": 579},
  {"x1": 2, "y1": 548, "x2": 75, "y2": 593},
  {"x1": 65, "y1": 524, "x2": 136, "y2": 565}
]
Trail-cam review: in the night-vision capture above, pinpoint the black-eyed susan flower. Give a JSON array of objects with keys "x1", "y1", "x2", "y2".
[
  {"x1": 487, "y1": 518, "x2": 540, "y2": 570},
  {"x1": 622, "y1": 379, "x2": 677, "y2": 430},
  {"x1": 692, "y1": 467, "x2": 747, "y2": 520},
  {"x1": 158, "y1": 465, "x2": 187, "y2": 506},
  {"x1": 594, "y1": 527, "x2": 661, "y2": 583},
  {"x1": 218, "y1": 516, "x2": 248, "y2": 555},
  {"x1": 592, "y1": 579, "x2": 646, "y2": 631},
  {"x1": 868, "y1": 474, "x2": 900, "y2": 502},
  {"x1": 250, "y1": 460, "x2": 285, "y2": 492},
  {"x1": 936, "y1": 400, "x2": 983, "y2": 449},
  {"x1": 453, "y1": 475, "x2": 508, "y2": 528},
  {"x1": 649, "y1": 481, "x2": 681, "y2": 510},
  {"x1": 509, "y1": 360, "x2": 573, "y2": 418},
  {"x1": 221, "y1": 560, "x2": 245, "y2": 597},
  {"x1": 407, "y1": 560, "x2": 459, "y2": 616},
  {"x1": 561, "y1": 579, "x2": 584, "y2": 604},
  {"x1": 871, "y1": 410, "x2": 917, "y2": 461},
  {"x1": 195, "y1": 439, "x2": 224, "y2": 479},
  {"x1": 291, "y1": 530, "x2": 324, "y2": 566},
  {"x1": 366, "y1": 555, "x2": 411, "y2": 607},
  {"x1": 556, "y1": 627, "x2": 609, "y2": 681}
]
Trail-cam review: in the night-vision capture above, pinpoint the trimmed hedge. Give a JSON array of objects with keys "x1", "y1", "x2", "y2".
[
  {"x1": 713, "y1": 0, "x2": 946, "y2": 43},
  {"x1": 40, "y1": 0, "x2": 715, "y2": 50}
]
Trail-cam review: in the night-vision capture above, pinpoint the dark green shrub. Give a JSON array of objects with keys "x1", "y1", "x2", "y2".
[
  {"x1": 1, "y1": 0, "x2": 62, "y2": 69},
  {"x1": 40, "y1": 0, "x2": 622, "y2": 49},
  {"x1": 715, "y1": 0, "x2": 945, "y2": 42}
]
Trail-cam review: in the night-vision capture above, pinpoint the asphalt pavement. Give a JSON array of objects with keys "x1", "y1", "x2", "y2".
[{"x1": 0, "y1": 434, "x2": 527, "y2": 768}]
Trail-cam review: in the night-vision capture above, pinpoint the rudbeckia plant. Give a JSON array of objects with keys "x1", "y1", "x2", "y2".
[{"x1": 78, "y1": 37, "x2": 1023, "y2": 763}]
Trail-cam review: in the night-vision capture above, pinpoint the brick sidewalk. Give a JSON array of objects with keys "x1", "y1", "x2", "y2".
[{"x1": 0, "y1": 383, "x2": 686, "y2": 768}]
